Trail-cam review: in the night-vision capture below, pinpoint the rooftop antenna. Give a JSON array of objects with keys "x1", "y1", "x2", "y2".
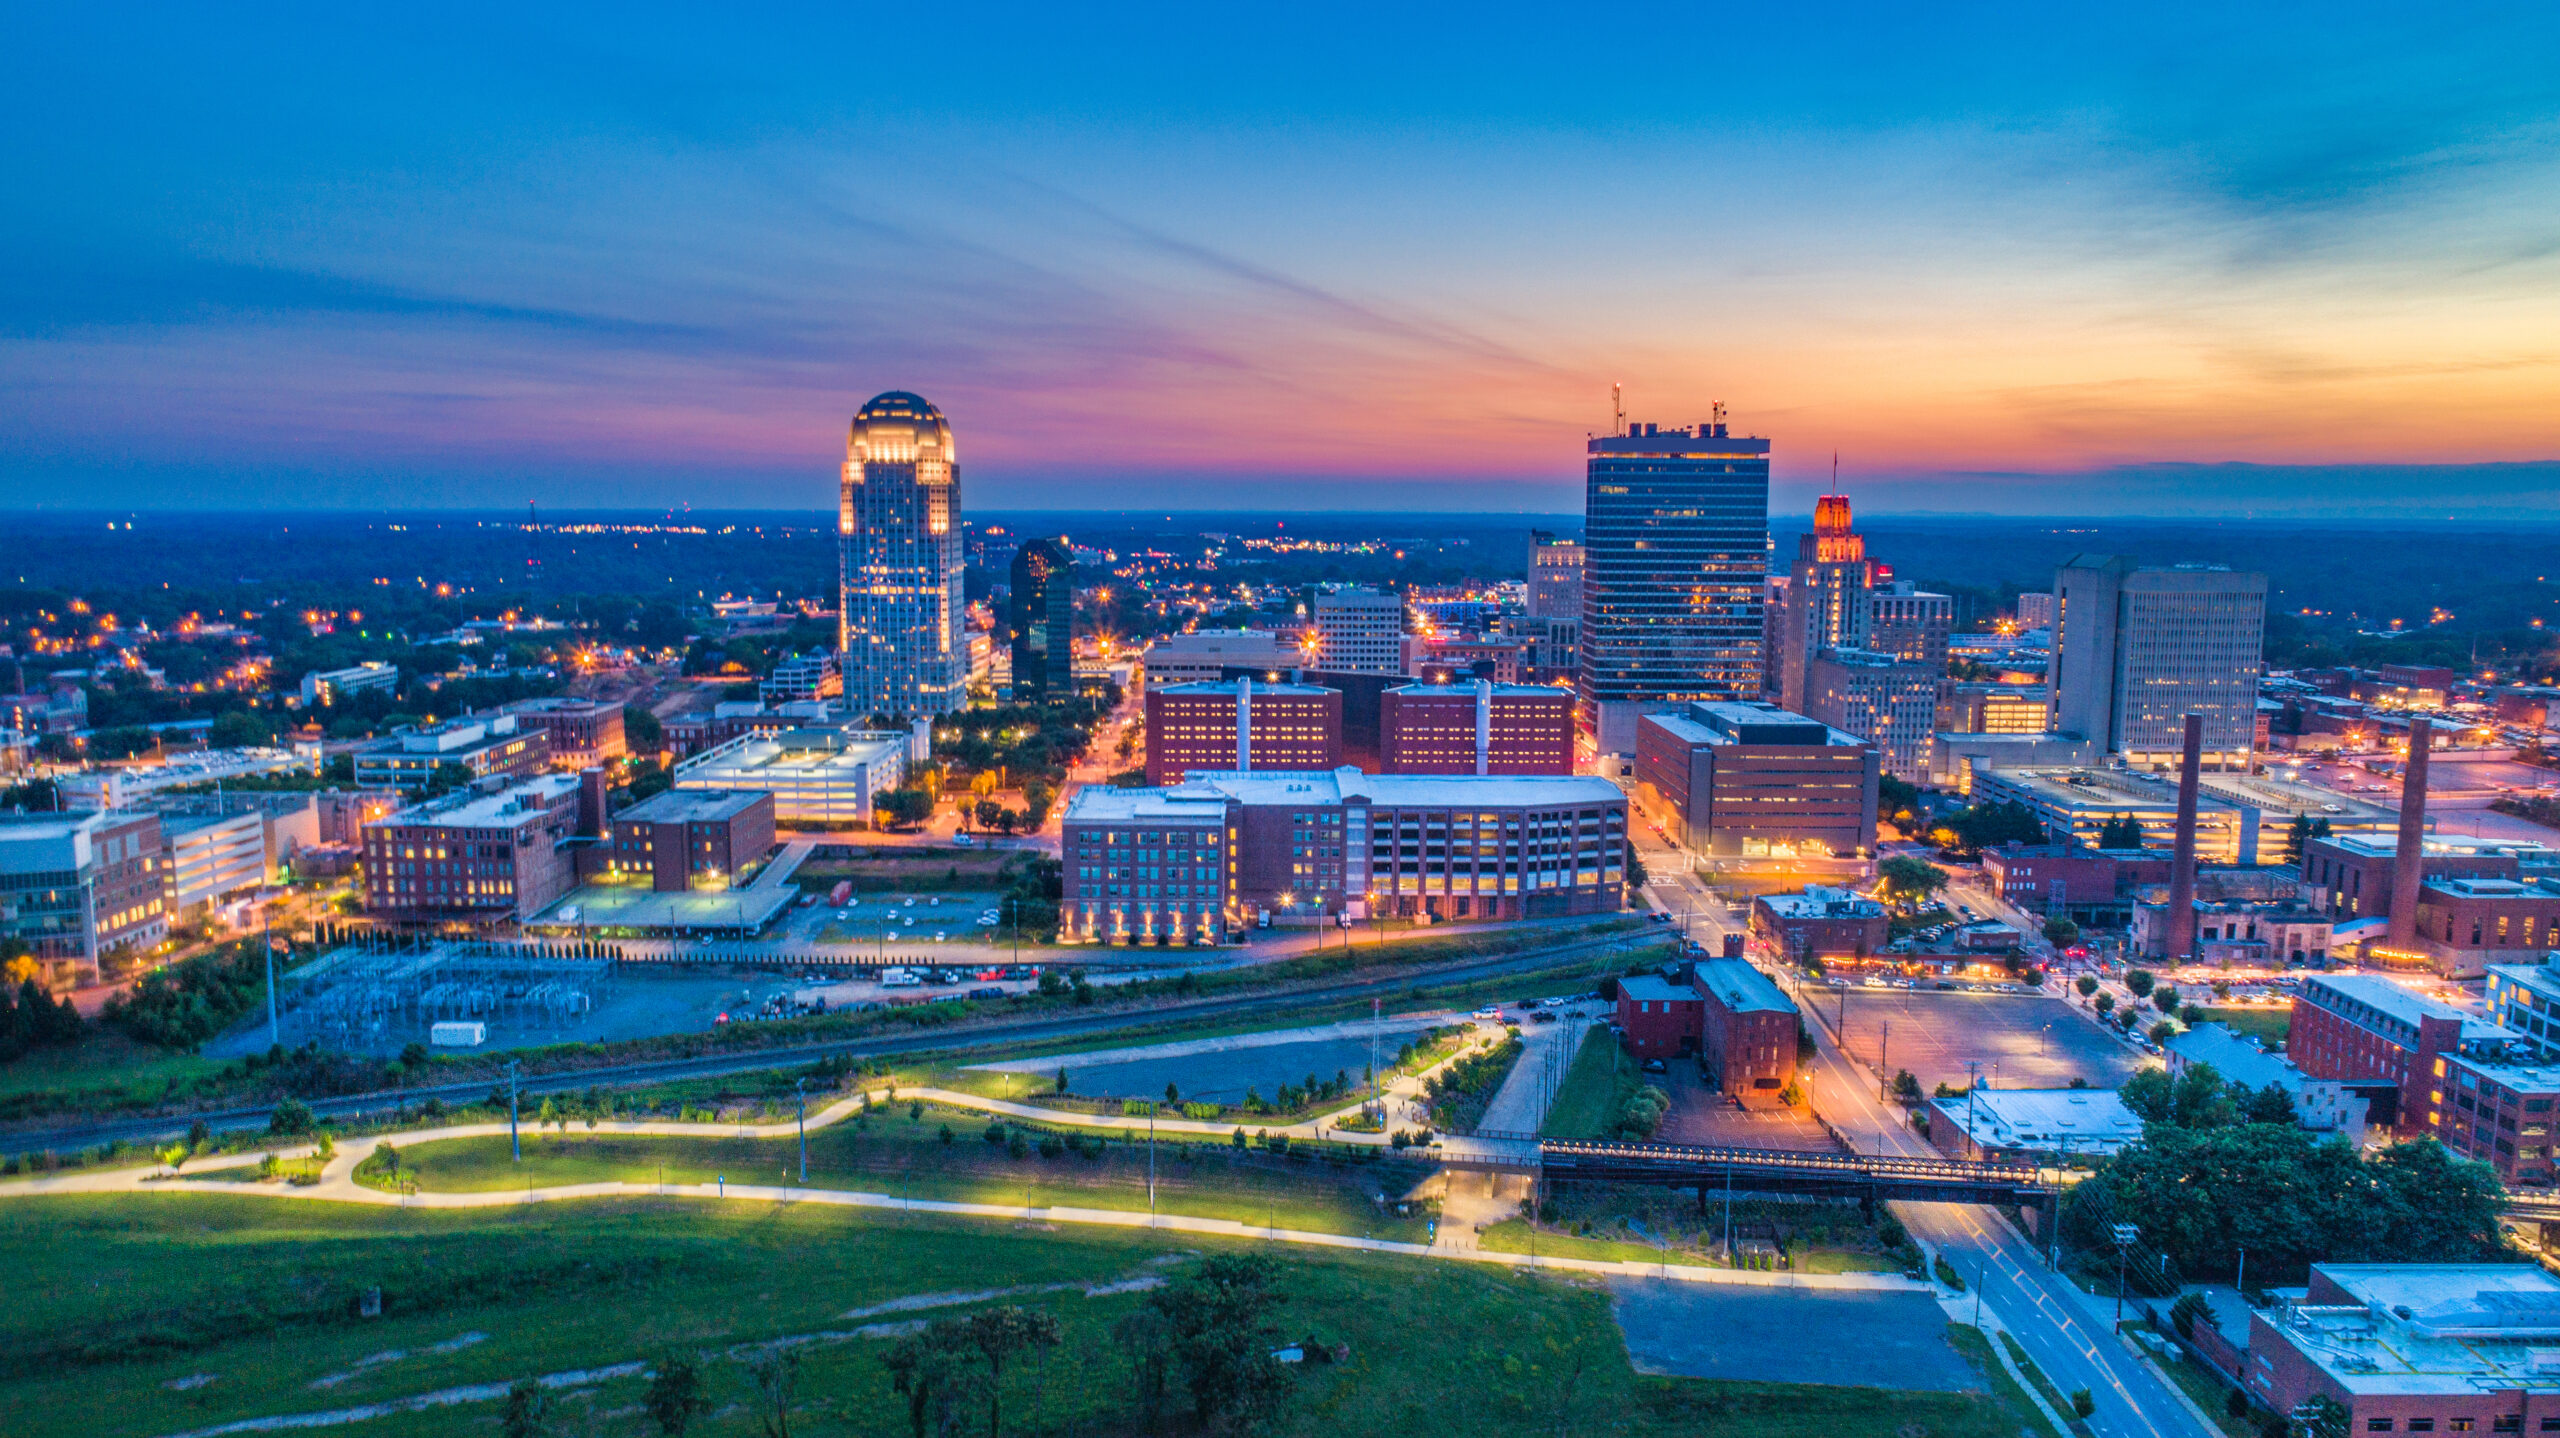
[{"x1": 1611, "y1": 383, "x2": 1625, "y2": 438}]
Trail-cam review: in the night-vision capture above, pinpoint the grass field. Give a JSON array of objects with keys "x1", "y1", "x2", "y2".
[
  {"x1": 0, "y1": 1192, "x2": 2061, "y2": 1438},
  {"x1": 1541, "y1": 1024, "x2": 1641, "y2": 1139},
  {"x1": 377, "y1": 1104, "x2": 1439, "y2": 1240},
  {"x1": 2191, "y1": 1006, "x2": 2290, "y2": 1048}
]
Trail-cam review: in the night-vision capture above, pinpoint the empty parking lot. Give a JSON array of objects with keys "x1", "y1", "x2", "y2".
[{"x1": 1821, "y1": 987, "x2": 2141, "y2": 1094}]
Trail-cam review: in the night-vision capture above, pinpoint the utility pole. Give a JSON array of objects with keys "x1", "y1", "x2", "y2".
[
  {"x1": 1965, "y1": 1060, "x2": 1983, "y2": 1161},
  {"x1": 507, "y1": 1060, "x2": 522, "y2": 1162},
  {"x1": 1147, "y1": 1110, "x2": 1157, "y2": 1216},
  {"x1": 796, "y1": 1077, "x2": 808, "y2": 1185},
  {"x1": 2112, "y1": 1223, "x2": 2140, "y2": 1327},
  {"x1": 264, "y1": 907, "x2": 280, "y2": 1047}
]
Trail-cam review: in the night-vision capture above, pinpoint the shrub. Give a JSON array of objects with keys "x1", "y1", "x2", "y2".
[{"x1": 267, "y1": 1098, "x2": 316, "y2": 1137}]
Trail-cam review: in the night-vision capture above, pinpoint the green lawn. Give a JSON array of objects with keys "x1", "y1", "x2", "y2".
[
  {"x1": 2191, "y1": 1006, "x2": 2289, "y2": 1048},
  {"x1": 1477, "y1": 1217, "x2": 1902, "y2": 1274},
  {"x1": 1541, "y1": 1024, "x2": 1641, "y2": 1138},
  {"x1": 0, "y1": 1030, "x2": 232, "y2": 1117},
  {"x1": 378, "y1": 1105, "x2": 1437, "y2": 1241},
  {"x1": 0, "y1": 1192, "x2": 2064, "y2": 1438}
]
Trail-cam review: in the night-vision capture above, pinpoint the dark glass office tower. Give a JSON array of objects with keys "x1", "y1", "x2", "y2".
[
  {"x1": 1577, "y1": 413, "x2": 1771, "y2": 755},
  {"x1": 839, "y1": 391, "x2": 967, "y2": 719},
  {"x1": 1008, "y1": 537, "x2": 1076, "y2": 703}
]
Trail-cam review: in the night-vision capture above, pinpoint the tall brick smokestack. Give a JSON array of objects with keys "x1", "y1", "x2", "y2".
[
  {"x1": 2386, "y1": 716, "x2": 2434, "y2": 952},
  {"x1": 2165, "y1": 713, "x2": 2203, "y2": 963}
]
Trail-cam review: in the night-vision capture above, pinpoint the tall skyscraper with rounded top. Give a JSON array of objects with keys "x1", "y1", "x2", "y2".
[{"x1": 839, "y1": 391, "x2": 966, "y2": 719}]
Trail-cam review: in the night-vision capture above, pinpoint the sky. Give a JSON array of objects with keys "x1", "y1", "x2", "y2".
[{"x1": 3, "y1": 4, "x2": 2556, "y2": 516}]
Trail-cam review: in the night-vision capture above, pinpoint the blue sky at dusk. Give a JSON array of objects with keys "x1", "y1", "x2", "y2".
[{"x1": 3, "y1": 5, "x2": 2556, "y2": 515}]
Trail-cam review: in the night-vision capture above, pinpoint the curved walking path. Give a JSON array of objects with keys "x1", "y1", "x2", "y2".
[{"x1": 0, "y1": 1084, "x2": 1923, "y2": 1298}]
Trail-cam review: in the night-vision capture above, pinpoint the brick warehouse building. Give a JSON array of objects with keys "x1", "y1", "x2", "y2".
[
  {"x1": 2232, "y1": 1264, "x2": 2560, "y2": 1436},
  {"x1": 1612, "y1": 958, "x2": 1802, "y2": 1103},
  {"x1": 2288, "y1": 972, "x2": 2560, "y2": 1185},
  {"x1": 1061, "y1": 768, "x2": 1627, "y2": 943},
  {"x1": 1749, "y1": 885, "x2": 1890, "y2": 961},
  {"x1": 504, "y1": 697, "x2": 628, "y2": 768},
  {"x1": 1379, "y1": 680, "x2": 1573, "y2": 775},
  {"x1": 604, "y1": 789, "x2": 776, "y2": 892},
  {"x1": 1144, "y1": 678, "x2": 1342, "y2": 786},
  {"x1": 362, "y1": 773, "x2": 585, "y2": 926}
]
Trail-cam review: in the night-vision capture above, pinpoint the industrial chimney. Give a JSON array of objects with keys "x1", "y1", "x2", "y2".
[
  {"x1": 2386, "y1": 716, "x2": 2434, "y2": 953},
  {"x1": 2164, "y1": 713, "x2": 2203, "y2": 962}
]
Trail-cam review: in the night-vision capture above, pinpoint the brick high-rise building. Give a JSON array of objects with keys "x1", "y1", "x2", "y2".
[
  {"x1": 1143, "y1": 679, "x2": 1341, "y2": 785},
  {"x1": 1578, "y1": 411, "x2": 1769, "y2": 754},
  {"x1": 1867, "y1": 581, "x2": 1953, "y2": 669},
  {"x1": 1380, "y1": 681, "x2": 1574, "y2": 775}
]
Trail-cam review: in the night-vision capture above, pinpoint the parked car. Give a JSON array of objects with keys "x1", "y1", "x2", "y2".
[
  {"x1": 1531, "y1": 1010, "x2": 1558, "y2": 1023},
  {"x1": 1641, "y1": 1058, "x2": 1668, "y2": 1073},
  {"x1": 967, "y1": 986, "x2": 1004, "y2": 1000},
  {"x1": 1473, "y1": 1005, "x2": 1502, "y2": 1019}
]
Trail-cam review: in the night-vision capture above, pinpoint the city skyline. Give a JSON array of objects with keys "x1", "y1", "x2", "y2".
[{"x1": 3, "y1": 8, "x2": 2555, "y2": 516}]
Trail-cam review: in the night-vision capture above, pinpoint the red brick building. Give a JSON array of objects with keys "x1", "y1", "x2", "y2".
[
  {"x1": 2288, "y1": 972, "x2": 2560, "y2": 1185},
  {"x1": 362, "y1": 773, "x2": 586, "y2": 925},
  {"x1": 1749, "y1": 886, "x2": 1889, "y2": 961},
  {"x1": 2411, "y1": 877, "x2": 2560, "y2": 979},
  {"x1": 2301, "y1": 833, "x2": 2534, "y2": 924},
  {"x1": 606, "y1": 789, "x2": 776, "y2": 892},
  {"x1": 1379, "y1": 681, "x2": 1573, "y2": 775},
  {"x1": 2236, "y1": 1265, "x2": 2560, "y2": 1435},
  {"x1": 1144, "y1": 679, "x2": 1341, "y2": 786},
  {"x1": 505, "y1": 697, "x2": 629, "y2": 767},
  {"x1": 1611, "y1": 959, "x2": 1801, "y2": 1102},
  {"x1": 1634, "y1": 701, "x2": 1878, "y2": 859}
]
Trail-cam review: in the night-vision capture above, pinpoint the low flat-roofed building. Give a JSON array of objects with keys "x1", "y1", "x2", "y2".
[
  {"x1": 1749, "y1": 884, "x2": 1889, "y2": 960},
  {"x1": 2410, "y1": 877, "x2": 2560, "y2": 980},
  {"x1": 1927, "y1": 731, "x2": 2097, "y2": 792},
  {"x1": 1140, "y1": 629, "x2": 1294, "y2": 688},
  {"x1": 1971, "y1": 765, "x2": 2258, "y2": 864},
  {"x1": 2301, "y1": 832, "x2": 2560, "y2": 924},
  {"x1": 1927, "y1": 1086, "x2": 2143, "y2": 1161},
  {"x1": 605, "y1": 788, "x2": 776, "y2": 892},
  {"x1": 355, "y1": 713, "x2": 550, "y2": 793},
  {"x1": 1634, "y1": 701, "x2": 1877, "y2": 859},
  {"x1": 57, "y1": 747, "x2": 307, "y2": 809},
  {"x1": 1056, "y1": 783, "x2": 1235, "y2": 947},
  {"x1": 671, "y1": 727, "x2": 907, "y2": 829},
  {"x1": 2129, "y1": 897, "x2": 2337, "y2": 964},
  {"x1": 2239, "y1": 1264, "x2": 2560, "y2": 1433},
  {"x1": 298, "y1": 660, "x2": 399, "y2": 707},
  {"x1": 361, "y1": 773, "x2": 585, "y2": 925}
]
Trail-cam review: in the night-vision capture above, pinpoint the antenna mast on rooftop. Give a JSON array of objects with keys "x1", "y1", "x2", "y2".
[{"x1": 1611, "y1": 383, "x2": 1625, "y2": 438}]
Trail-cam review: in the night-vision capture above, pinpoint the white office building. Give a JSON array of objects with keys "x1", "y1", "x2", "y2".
[{"x1": 1313, "y1": 589, "x2": 1409, "y2": 675}]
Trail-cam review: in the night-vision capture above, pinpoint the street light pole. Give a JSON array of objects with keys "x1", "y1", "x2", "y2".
[
  {"x1": 507, "y1": 1060, "x2": 522, "y2": 1162},
  {"x1": 796, "y1": 1077, "x2": 808, "y2": 1185}
]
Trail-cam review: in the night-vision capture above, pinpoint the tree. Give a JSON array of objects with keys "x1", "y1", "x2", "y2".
[
  {"x1": 2098, "y1": 814, "x2": 2145, "y2": 849},
  {"x1": 1151, "y1": 1252, "x2": 1290, "y2": 1433},
  {"x1": 645, "y1": 1351, "x2": 712, "y2": 1435},
  {"x1": 2125, "y1": 969, "x2": 2156, "y2": 998},
  {"x1": 1113, "y1": 1309, "x2": 1177, "y2": 1434},
  {"x1": 501, "y1": 1378, "x2": 553, "y2": 1438},
  {"x1": 876, "y1": 787, "x2": 936, "y2": 829},
  {"x1": 268, "y1": 1097, "x2": 316, "y2": 1137},
  {"x1": 2042, "y1": 917, "x2": 2081, "y2": 947},
  {"x1": 1877, "y1": 856, "x2": 1947, "y2": 910},
  {"x1": 2285, "y1": 814, "x2": 2314, "y2": 863},
  {"x1": 2071, "y1": 1388, "x2": 2096, "y2": 1419},
  {"x1": 886, "y1": 1320, "x2": 981, "y2": 1438},
  {"x1": 965, "y1": 1305, "x2": 1061, "y2": 1438},
  {"x1": 2094, "y1": 993, "x2": 2115, "y2": 1015},
  {"x1": 2076, "y1": 975, "x2": 2100, "y2": 997},
  {"x1": 2242, "y1": 1082, "x2": 2298, "y2": 1126},
  {"x1": 1947, "y1": 801, "x2": 2048, "y2": 852},
  {"x1": 2154, "y1": 983, "x2": 2180, "y2": 1013},
  {"x1": 1021, "y1": 779, "x2": 1055, "y2": 830},
  {"x1": 2064, "y1": 1126, "x2": 2509, "y2": 1285},
  {"x1": 1623, "y1": 847, "x2": 1648, "y2": 893},
  {"x1": 744, "y1": 1349, "x2": 800, "y2": 1438},
  {"x1": 2169, "y1": 1290, "x2": 2213, "y2": 1340},
  {"x1": 624, "y1": 704, "x2": 666, "y2": 755}
]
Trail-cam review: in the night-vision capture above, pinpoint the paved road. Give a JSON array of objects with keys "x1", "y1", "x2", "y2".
[
  {"x1": 2, "y1": 928, "x2": 1660, "y2": 1158},
  {"x1": 1804, "y1": 1006, "x2": 2215, "y2": 1438}
]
